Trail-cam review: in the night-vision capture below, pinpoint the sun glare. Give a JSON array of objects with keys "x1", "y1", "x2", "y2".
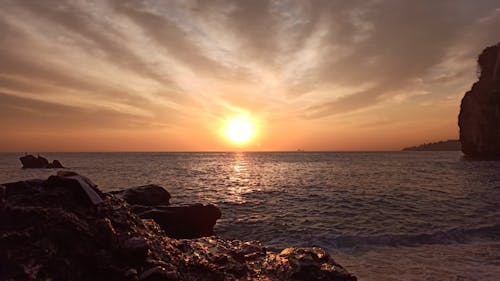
[{"x1": 225, "y1": 116, "x2": 255, "y2": 144}]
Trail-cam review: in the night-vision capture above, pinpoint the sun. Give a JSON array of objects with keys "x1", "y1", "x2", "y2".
[{"x1": 225, "y1": 115, "x2": 255, "y2": 144}]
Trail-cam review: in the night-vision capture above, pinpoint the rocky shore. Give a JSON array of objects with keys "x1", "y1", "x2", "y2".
[{"x1": 0, "y1": 172, "x2": 357, "y2": 281}]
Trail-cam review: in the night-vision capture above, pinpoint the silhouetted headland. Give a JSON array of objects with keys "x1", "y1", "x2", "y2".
[
  {"x1": 459, "y1": 42, "x2": 500, "y2": 159},
  {"x1": 402, "y1": 140, "x2": 461, "y2": 151},
  {"x1": 19, "y1": 154, "x2": 64, "y2": 169},
  {"x1": 0, "y1": 172, "x2": 357, "y2": 281}
]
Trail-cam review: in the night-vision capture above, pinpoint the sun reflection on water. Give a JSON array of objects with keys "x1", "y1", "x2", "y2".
[{"x1": 225, "y1": 153, "x2": 253, "y2": 204}]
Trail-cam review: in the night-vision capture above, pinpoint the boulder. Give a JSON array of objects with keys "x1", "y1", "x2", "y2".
[
  {"x1": 47, "y1": 171, "x2": 104, "y2": 205},
  {"x1": 138, "y1": 204, "x2": 222, "y2": 239},
  {"x1": 19, "y1": 154, "x2": 65, "y2": 168},
  {"x1": 111, "y1": 184, "x2": 171, "y2": 206},
  {"x1": 459, "y1": 42, "x2": 500, "y2": 158}
]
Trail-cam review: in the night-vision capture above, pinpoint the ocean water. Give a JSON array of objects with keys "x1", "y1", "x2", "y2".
[{"x1": 1, "y1": 152, "x2": 499, "y2": 280}]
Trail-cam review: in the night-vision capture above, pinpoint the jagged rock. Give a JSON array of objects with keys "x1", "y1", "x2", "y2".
[
  {"x1": 112, "y1": 185, "x2": 171, "y2": 206},
  {"x1": 459, "y1": 42, "x2": 500, "y2": 158},
  {"x1": 138, "y1": 204, "x2": 222, "y2": 239},
  {"x1": 19, "y1": 154, "x2": 65, "y2": 168},
  {"x1": 0, "y1": 173, "x2": 357, "y2": 281}
]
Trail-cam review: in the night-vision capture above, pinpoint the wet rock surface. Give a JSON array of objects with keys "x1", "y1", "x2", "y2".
[
  {"x1": 19, "y1": 154, "x2": 65, "y2": 169},
  {"x1": 459, "y1": 42, "x2": 500, "y2": 159},
  {"x1": 112, "y1": 184, "x2": 220, "y2": 239},
  {"x1": 0, "y1": 172, "x2": 357, "y2": 281}
]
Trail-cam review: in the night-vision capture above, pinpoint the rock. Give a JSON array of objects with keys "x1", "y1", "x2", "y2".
[
  {"x1": 124, "y1": 268, "x2": 138, "y2": 279},
  {"x1": 51, "y1": 160, "x2": 64, "y2": 168},
  {"x1": 139, "y1": 266, "x2": 175, "y2": 281},
  {"x1": 19, "y1": 154, "x2": 41, "y2": 168},
  {"x1": 138, "y1": 204, "x2": 222, "y2": 239},
  {"x1": 268, "y1": 248, "x2": 357, "y2": 281},
  {"x1": 37, "y1": 155, "x2": 49, "y2": 167},
  {"x1": 19, "y1": 154, "x2": 64, "y2": 168},
  {"x1": 123, "y1": 237, "x2": 150, "y2": 258},
  {"x1": 459, "y1": 42, "x2": 500, "y2": 159},
  {"x1": 0, "y1": 173, "x2": 357, "y2": 281},
  {"x1": 3, "y1": 179, "x2": 44, "y2": 200},
  {"x1": 112, "y1": 185, "x2": 171, "y2": 206},
  {"x1": 47, "y1": 172, "x2": 104, "y2": 205},
  {"x1": 0, "y1": 185, "x2": 5, "y2": 204}
]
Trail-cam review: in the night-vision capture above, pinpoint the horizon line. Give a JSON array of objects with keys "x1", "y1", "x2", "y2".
[{"x1": 1, "y1": 149, "x2": 452, "y2": 153}]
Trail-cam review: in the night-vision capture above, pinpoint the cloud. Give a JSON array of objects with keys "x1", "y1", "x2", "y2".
[
  {"x1": 0, "y1": 0, "x2": 499, "y2": 149},
  {"x1": 0, "y1": 91, "x2": 159, "y2": 131}
]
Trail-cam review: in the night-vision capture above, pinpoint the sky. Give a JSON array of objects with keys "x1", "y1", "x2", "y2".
[{"x1": 1, "y1": 0, "x2": 499, "y2": 152}]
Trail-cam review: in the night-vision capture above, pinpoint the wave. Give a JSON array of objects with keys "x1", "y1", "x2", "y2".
[{"x1": 331, "y1": 223, "x2": 500, "y2": 248}]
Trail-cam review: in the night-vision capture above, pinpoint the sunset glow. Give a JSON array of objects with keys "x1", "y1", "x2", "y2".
[{"x1": 0, "y1": 1, "x2": 499, "y2": 152}]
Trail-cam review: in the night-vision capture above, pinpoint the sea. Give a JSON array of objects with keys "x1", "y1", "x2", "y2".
[{"x1": 1, "y1": 151, "x2": 499, "y2": 281}]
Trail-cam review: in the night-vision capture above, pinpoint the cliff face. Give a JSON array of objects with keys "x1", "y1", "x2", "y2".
[{"x1": 459, "y1": 43, "x2": 500, "y2": 158}]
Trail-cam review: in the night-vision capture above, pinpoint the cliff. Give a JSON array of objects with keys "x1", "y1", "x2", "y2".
[{"x1": 459, "y1": 42, "x2": 500, "y2": 159}]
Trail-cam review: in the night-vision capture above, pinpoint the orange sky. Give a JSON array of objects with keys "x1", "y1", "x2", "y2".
[{"x1": 1, "y1": 1, "x2": 499, "y2": 152}]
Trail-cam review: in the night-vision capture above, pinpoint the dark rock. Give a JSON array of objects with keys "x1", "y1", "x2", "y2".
[
  {"x1": 19, "y1": 154, "x2": 65, "y2": 168},
  {"x1": 112, "y1": 185, "x2": 171, "y2": 206},
  {"x1": 37, "y1": 155, "x2": 49, "y2": 167},
  {"x1": 51, "y1": 160, "x2": 64, "y2": 168},
  {"x1": 123, "y1": 237, "x2": 150, "y2": 258},
  {"x1": 139, "y1": 266, "x2": 176, "y2": 281},
  {"x1": 3, "y1": 179, "x2": 44, "y2": 199},
  {"x1": 138, "y1": 204, "x2": 221, "y2": 239},
  {"x1": 0, "y1": 173, "x2": 357, "y2": 281},
  {"x1": 46, "y1": 172, "x2": 104, "y2": 205},
  {"x1": 459, "y1": 42, "x2": 500, "y2": 159},
  {"x1": 124, "y1": 268, "x2": 138, "y2": 280},
  {"x1": 19, "y1": 154, "x2": 41, "y2": 168}
]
